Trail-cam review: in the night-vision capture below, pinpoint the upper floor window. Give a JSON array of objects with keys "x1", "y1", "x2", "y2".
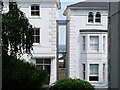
[
  {"x1": 31, "y1": 4, "x2": 40, "y2": 16},
  {"x1": 89, "y1": 64, "x2": 99, "y2": 81},
  {"x1": 95, "y1": 12, "x2": 101, "y2": 23},
  {"x1": 90, "y1": 36, "x2": 99, "y2": 52},
  {"x1": 88, "y1": 12, "x2": 94, "y2": 23},
  {"x1": 33, "y1": 28, "x2": 40, "y2": 43},
  {"x1": 83, "y1": 36, "x2": 85, "y2": 50}
]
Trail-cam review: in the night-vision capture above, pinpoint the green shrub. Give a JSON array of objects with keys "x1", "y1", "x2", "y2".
[
  {"x1": 50, "y1": 78, "x2": 95, "y2": 90},
  {"x1": 2, "y1": 51, "x2": 48, "y2": 90}
]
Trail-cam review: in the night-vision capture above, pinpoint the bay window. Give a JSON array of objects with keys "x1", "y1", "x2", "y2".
[{"x1": 90, "y1": 36, "x2": 99, "y2": 51}]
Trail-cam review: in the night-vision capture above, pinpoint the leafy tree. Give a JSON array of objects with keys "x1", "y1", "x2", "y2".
[
  {"x1": 2, "y1": 51, "x2": 48, "y2": 90},
  {"x1": 2, "y1": 2, "x2": 34, "y2": 57}
]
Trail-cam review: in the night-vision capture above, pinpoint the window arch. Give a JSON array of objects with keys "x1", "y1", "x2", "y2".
[
  {"x1": 95, "y1": 12, "x2": 101, "y2": 23},
  {"x1": 88, "y1": 12, "x2": 94, "y2": 23}
]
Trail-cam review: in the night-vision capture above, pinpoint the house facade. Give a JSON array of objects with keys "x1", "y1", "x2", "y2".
[
  {"x1": 64, "y1": 2, "x2": 108, "y2": 88},
  {"x1": 3, "y1": 0, "x2": 61, "y2": 84}
]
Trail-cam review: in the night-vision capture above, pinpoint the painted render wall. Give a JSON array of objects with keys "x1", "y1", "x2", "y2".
[
  {"x1": 3, "y1": 2, "x2": 59, "y2": 84},
  {"x1": 65, "y1": 9, "x2": 108, "y2": 88}
]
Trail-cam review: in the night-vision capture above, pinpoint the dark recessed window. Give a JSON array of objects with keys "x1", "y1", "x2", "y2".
[
  {"x1": 36, "y1": 59, "x2": 51, "y2": 84},
  {"x1": 31, "y1": 4, "x2": 40, "y2": 16},
  {"x1": 33, "y1": 28, "x2": 40, "y2": 43},
  {"x1": 95, "y1": 12, "x2": 101, "y2": 23},
  {"x1": 88, "y1": 12, "x2": 94, "y2": 23},
  {"x1": 83, "y1": 64, "x2": 85, "y2": 80}
]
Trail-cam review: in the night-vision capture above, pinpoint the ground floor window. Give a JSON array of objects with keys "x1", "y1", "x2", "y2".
[
  {"x1": 36, "y1": 59, "x2": 51, "y2": 83},
  {"x1": 89, "y1": 64, "x2": 99, "y2": 81},
  {"x1": 83, "y1": 64, "x2": 85, "y2": 80}
]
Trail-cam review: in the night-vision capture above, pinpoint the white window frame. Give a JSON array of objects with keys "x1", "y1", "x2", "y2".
[
  {"x1": 33, "y1": 28, "x2": 40, "y2": 44},
  {"x1": 89, "y1": 64, "x2": 99, "y2": 82},
  {"x1": 89, "y1": 36, "x2": 99, "y2": 52},
  {"x1": 29, "y1": 4, "x2": 41, "y2": 18},
  {"x1": 87, "y1": 11, "x2": 102, "y2": 26}
]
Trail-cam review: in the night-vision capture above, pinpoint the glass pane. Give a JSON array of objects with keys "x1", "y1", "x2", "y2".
[
  {"x1": 31, "y1": 11, "x2": 35, "y2": 16},
  {"x1": 36, "y1": 36, "x2": 40, "y2": 43},
  {"x1": 36, "y1": 59, "x2": 43, "y2": 64},
  {"x1": 36, "y1": 65, "x2": 43, "y2": 70},
  {"x1": 90, "y1": 64, "x2": 99, "y2": 75},
  {"x1": 35, "y1": 28, "x2": 39, "y2": 35},
  {"x1": 35, "y1": 11, "x2": 39, "y2": 16},
  {"x1": 36, "y1": 6, "x2": 39, "y2": 10},
  {"x1": 44, "y1": 59, "x2": 51, "y2": 64},
  {"x1": 44, "y1": 65, "x2": 51, "y2": 75},
  {"x1": 31, "y1": 6, "x2": 35, "y2": 10},
  {"x1": 89, "y1": 76, "x2": 98, "y2": 81}
]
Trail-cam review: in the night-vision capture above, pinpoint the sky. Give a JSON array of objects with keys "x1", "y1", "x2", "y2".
[{"x1": 58, "y1": 0, "x2": 85, "y2": 45}]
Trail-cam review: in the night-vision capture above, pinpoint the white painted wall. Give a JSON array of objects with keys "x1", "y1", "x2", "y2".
[{"x1": 65, "y1": 9, "x2": 108, "y2": 88}]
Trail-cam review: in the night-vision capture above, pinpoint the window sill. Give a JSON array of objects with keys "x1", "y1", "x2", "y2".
[
  {"x1": 86, "y1": 23, "x2": 103, "y2": 26},
  {"x1": 33, "y1": 43, "x2": 41, "y2": 46},
  {"x1": 29, "y1": 16, "x2": 41, "y2": 19}
]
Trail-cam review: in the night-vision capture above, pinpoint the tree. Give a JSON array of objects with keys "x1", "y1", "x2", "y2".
[{"x1": 2, "y1": 2, "x2": 34, "y2": 57}]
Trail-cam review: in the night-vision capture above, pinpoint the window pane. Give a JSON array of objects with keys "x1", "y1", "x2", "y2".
[
  {"x1": 89, "y1": 76, "x2": 98, "y2": 81},
  {"x1": 95, "y1": 12, "x2": 101, "y2": 23},
  {"x1": 88, "y1": 12, "x2": 94, "y2": 23},
  {"x1": 31, "y1": 5, "x2": 39, "y2": 16},
  {"x1": 83, "y1": 64, "x2": 85, "y2": 80},
  {"x1": 31, "y1": 6, "x2": 35, "y2": 10},
  {"x1": 36, "y1": 59, "x2": 43, "y2": 64},
  {"x1": 90, "y1": 64, "x2": 99, "y2": 75},
  {"x1": 33, "y1": 28, "x2": 40, "y2": 43},
  {"x1": 36, "y1": 65, "x2": 43, "y2": 70},
  {"x1": 83, "y1": 36, "x2": 85, "y2": 50},
  {"x1": 103, "y1": 36, "x2": 106, "y2": 51},
  {"x1": 90, "y1": 36, "x2": 99, "y2": 51},
  {"x1": 44, "y1": 59, "x2": 51, "y2": 64}
]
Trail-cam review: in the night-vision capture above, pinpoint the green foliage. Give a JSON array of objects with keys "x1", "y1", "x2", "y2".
[
  {"x1": 2, "y1": 2, "x2": 34, "y2": 57},
  {"x1": 2, "y1": 50, "x2": 48, "y2": 90},
  {"x1": 50, "y1": 78, "x2": 95, "y2": 90}
]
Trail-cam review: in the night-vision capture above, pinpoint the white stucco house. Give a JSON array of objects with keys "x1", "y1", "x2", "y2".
[
  {"x1": 64, "y1": 2, "x2": 108, "y2": 88},
  {"x1": 3, "y1": 0, "x2": 61, "y2": 84}
]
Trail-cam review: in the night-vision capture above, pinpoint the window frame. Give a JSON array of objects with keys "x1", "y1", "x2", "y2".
[
  {"x1": 29, "y1": 4, "x2": 41, "y2": 18},
  {"x1": 88, "y1": 12, "x2": 94, "y2": 23},
  {"x1": 89, "y1": 36, "x2": 99, "y2": 52},
  {"x1": 33, "y1": 28, "x2": 40, "y2": 44},
  {"x1": 95, "y1": 12, "x2": 101, "y2": 23},
  {"x1": 103, "y1": 36, "x2": 106, "y2": 52},
  {"x1": 83, "y1": 36, "x2": 86, "y2": 51},
  {"x1": 83, "y1": 64, "x2": 86, "y2": 80},
  {"x1": 89, "y1": 64, "x2": 99, "y2": 82}
]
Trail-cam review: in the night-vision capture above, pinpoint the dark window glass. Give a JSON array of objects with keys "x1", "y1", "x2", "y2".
[
  {"x1": 88, "y1": 12, "x2": 94, "y2": 23},
  {"x1": 31, "y1": 5, "x2": 39, "y2": 16},
  {"x1": 89, "y1": 76, "x2": 99, "y2": 81},
  {"x1": 33, "y1": 28, "x2": 40, "y2": 43},
  {"x1": 36, "y1": 59, "x2": 43, "y2": 64},
  {"x1": 95, "y1": 12, "x2": 101, "y2": 23},
  {"x1": 44, "y1": 59, "x2": 51, "y2": 64}
]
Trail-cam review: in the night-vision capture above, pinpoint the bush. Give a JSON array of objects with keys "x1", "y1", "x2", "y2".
[
  {"x1": 2, "y1": 51, "x2": 48, "y2": 90},
  {"x1": 50, "y1": 78, "x2": 95, "y2": 90}
]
